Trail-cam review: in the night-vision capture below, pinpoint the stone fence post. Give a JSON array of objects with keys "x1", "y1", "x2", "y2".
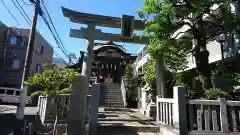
[
  {"x1": 67, "y1": 74, "x2": 88, "y2": 135},
  {"x1": 219, "y1": 97, "x2": 229, "y2": 133},
  {"x1": 89, "y1": 83, "x2": 100, "y2": 135},
  {"x1": 173, "y1": 86, "x2": 188, "y2": 135}
]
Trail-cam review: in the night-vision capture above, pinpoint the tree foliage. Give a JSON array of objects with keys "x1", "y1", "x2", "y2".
[
  {"x1": 142, "y1": 58, "x2": 176, "y2": 97},
  {"x1": 24, "y1": 64, "x2": 77, "y2": 97},
  {"x1": 142, "y1": 59, "x2": 156, "y2": 87},
  {"x1": 124, "y1": 64, "x2": 137, "y2": 101},
  {"x1": 138, "y1": 0, "x2": 240, "y2": 89}
]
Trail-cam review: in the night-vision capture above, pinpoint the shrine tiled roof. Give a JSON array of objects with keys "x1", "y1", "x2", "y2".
[{"x1": 94, "y1": 42, "x2": 126, "y2": 52}]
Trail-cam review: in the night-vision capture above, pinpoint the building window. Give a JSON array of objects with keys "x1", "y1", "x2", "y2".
[
  {"x1": 36, "y1": 64, "x2": 41, "y2": 72},
  {"x1": 40, "y1": 46, "x2": 44, "y2": 54},
  {"x1": 7, "y1": 59, "x2": 20, "y2": 69},
  {"x1": 10, "y1": 36, "x2": 18, "y2": 45}
]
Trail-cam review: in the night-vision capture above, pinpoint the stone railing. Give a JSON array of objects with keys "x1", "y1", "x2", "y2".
[
  {"x1": 37, "y1": 74, "x2": 101, "y2": 135},
  {"x1": 37, "y1": 94, "x2": 70, "y2": 123},
  {"x1": 156, "y1": 86, "x2": 240, "y2": 135}
]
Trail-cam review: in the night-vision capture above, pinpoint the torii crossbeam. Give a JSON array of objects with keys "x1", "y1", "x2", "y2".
[{"x1": 62, "y1": 7, "x2": 147, "y2": 44}]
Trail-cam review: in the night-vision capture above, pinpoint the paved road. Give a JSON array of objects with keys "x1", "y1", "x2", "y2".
[{"x1": 0, "y1": 105, "x2": 38, "y2": 115}]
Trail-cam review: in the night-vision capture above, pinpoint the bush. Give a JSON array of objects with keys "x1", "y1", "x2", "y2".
[{"x1": 204, "y1": 88, "x2": 228, "y2": 100}]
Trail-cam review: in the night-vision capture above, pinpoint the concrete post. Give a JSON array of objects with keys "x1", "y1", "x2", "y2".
[
  {"x1": 156, "y1": 55, "x2": 165, "y2": 97},
  {"x1": 89, "y1": 83, "x2": 100, "y2": 135},
  {"x1": 141, "y1": 87, "x2": 147, "y2": 110},
  {"x1": 219, "y1": 98, "x2": 229, "y2": 133},
  {"x1": 16, "y1": 86, "x2": 28, "y2": 120},
  {"x1": 67, "y1": 74, "x2": 88, "y2": 135},
  {"x1": 173, "y1": 86, "x2": 188, "y2": 135}
]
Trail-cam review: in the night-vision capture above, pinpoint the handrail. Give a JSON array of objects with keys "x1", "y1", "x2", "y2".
[{"x1": 120, "y1": 77, "x2": 127, "y2": 106}]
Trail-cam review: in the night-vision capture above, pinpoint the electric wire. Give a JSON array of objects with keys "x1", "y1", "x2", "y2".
[
  {"x1": 0, "y1": 0, "x2": 20, "y2": 25},
  {"x1": 41, "y1": 0, "x2": 68, "y2": 56},
  {"x1": 0, "y1": 21, "x2": 66, "y2": 64},
  {"x1": 15, "y1": 0, "x2": 68, "y2": 62},
  {"x1": 11, "y1": 0, "x2": 31, "y2": 25},
  {"x1": 41, "y1": 14, "x2": 68, "y2": 57},
  {"x1": 20, "y1": 0, "x2": 33, "y2": 5},
  {"x1": 14, "y1": 0, "x2": 32, "y2": 21},
  {"x1": 2, "y1": 0, "x2": 69, "y2": 63}
]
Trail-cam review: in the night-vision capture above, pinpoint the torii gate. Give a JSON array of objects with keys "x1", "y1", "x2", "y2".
[{"x1": 61, "y1": 7, "x2": 165, "y2": 97}]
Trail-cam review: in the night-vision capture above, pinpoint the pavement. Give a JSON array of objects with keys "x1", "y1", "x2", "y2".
[
  {"x1": 0, "y1": 105, "x2": 38, "y2": 115},
  {"x1": 0, "y1": 105, "x2": 38, "y2": 135}
]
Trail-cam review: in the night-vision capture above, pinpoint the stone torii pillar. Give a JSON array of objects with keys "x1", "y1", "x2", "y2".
[{"x1": 81, "y1": 24, "x2": 95, "y2": 79}]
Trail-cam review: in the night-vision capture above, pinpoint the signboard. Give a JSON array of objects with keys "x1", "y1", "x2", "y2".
[{"x1": 121, "y1": 15, "x2": 134, "y2": 38}]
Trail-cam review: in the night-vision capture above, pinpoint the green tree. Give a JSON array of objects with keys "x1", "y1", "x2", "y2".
[
  {"x1": 25, "y1": 64, "x2": 76, "y2": 96},
  {"x1": 124, "y1": 64, "x2": 137, "y2": 103},
  {"x1": 142, "y1": 58, "x2": 176, "y2": 97},
  {"x1": 142, "y1": 59, "x2": 156, "y2": 87},
  {"x1": 138, "y1": 0, "x2": 239, "y2": 89}
]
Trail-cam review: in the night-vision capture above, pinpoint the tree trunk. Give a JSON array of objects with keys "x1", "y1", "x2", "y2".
[{"x1": 194, "y1": 41, "x2": 213, "y2": 90}]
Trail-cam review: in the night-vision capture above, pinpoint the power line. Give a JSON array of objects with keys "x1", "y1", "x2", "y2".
[
  {"x1": 14, "y1": 0, "x2": 31, "y2": 21},
  {"x1": 0, "y1": 0, "x2": 20, "y2": 25},
  {"x1": 40, "y1": 0, "x2": 69, "y2": 57},
  {"x1": 41, "y1": 14, "x2": 68, "y2": 57},
  {"x1": 41, "y1": 0, "x2": 68, "y2": 52},
  {"x1": 41, "y1": 0, "x2": 68, "y2": 54},
  {"x1": 12, "y1": 0, "x2": 31, "y2": 25},
  {"x1": 20, "y1": 0, "x2": 33, "y2": 5}
]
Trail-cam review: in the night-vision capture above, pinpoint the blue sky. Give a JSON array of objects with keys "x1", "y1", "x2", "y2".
[{"x1": 0, "y1": 0, "x2": 145, "y2": 62}]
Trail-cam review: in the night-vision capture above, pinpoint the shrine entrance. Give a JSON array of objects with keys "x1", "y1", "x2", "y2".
[
  {"x1": 61, "y1": 6, "x2": 148, "y2": 108},
  {"x1": 61, "y1": 5, "x2": 165, "y2": 135},
  {"x1": 92, "y1": 41, "x2": 136, "y2": 84}
]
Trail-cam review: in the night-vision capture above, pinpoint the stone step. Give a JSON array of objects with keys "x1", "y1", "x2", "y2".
[
  {"x1": 100, "y1": 94, "x2": 122, "y2": 96},
  {"x1": 97, "y1": 124, "x2": 159, "y2": 133},
  {"x1": 100, "y1": 99, "x2": 123, "y2": 102},
  {"x1": 101, "y1": 91, "x2": 122, "y2": 95},
  {"x1": 101, "y1": 90, "x2": 122, "y2": 92},
  {"x1": 99, "y1": 101, "x2": 124, "y2": 104},
  {"x1": 99, "y1": 101, "x2": 124, "y2": 105},
  {"x1": 101, "y1": 87, "x2": 121, "y2": 89},
  {"x1": 99, "y1": 105, "x2": 125, "y2": 108},
  {"x1": 100, "y1": 95, "x2": 123, "y2": 98},
  {"x1": 100, "y1": 98, "x2": 124, "y2": 101}
]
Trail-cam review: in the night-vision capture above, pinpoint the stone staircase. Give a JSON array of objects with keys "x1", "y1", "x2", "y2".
[
  {"x1": 99, "y1": 83, "x2": 125, "y2": 107},
  {"x1": 97, "y1": 107, "x2": 160, "y2": 135}
]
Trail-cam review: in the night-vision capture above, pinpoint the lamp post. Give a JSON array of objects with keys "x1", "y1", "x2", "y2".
[{"x1": 216, "y1": 34, "x2": 226, "y2": 67}]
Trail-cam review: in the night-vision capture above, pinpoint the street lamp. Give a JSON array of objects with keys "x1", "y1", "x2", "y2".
[{"x1": 216, "y1": 34, "x2": 226, "y2": 67}]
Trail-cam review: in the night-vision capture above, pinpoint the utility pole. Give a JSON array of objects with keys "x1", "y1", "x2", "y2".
[
  {"x1": 20, "y1": 0, "x2": 41, "y2": 88},
  {"x1": 15, "y1": 0, "x2": 41, "y2": 134}
]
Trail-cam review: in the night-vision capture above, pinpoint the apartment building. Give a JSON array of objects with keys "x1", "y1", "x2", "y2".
[
  {"x1": 0, "y1": 24, "x2": 53, "y2": 88},
  {"x1": 135, "y1": 36, "x2": 240, "y2": 77},
  {"x1": 134, "y1": 45, "x2": 149, "y2": 76}
]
